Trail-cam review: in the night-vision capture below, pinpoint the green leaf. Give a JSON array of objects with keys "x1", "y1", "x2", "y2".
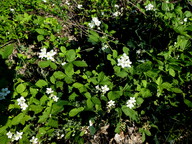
[
  {"x1": 123, "y1": 47, "x2": 129, "y2": 54},
  {"x1": 47, "y1": 118, "x2": 58, "y2": 128},
  {"x1": 49, "y1": 62, "x2": 57, "y2": 69},
  {"x1": 37, "y1": 35, "x2": 44, "y2": 41},
  {"x1": 161, "y1": 82, "x2": 172, "y2": 90},
  {"x1": 30, "y1": 105, "x2": 43, "y2": 114},
  {"x1": 144, "y1": 129, "x2": 151, "y2": 136},
  {"x1": 53, "y1": 71, "x2": 65, "y2": 79},
  {"x1": 65, "y1": 63, "x2": 74, "y2": 76},
  {"x1": 0, "y1": 136, "x2": 8, "y2": 144},
  {"x1": 29, "y1": 87, "x2": 38, "y2": 96},
  {"x1": 91, "y1": 96, "x2": 101, "y2": 105},
  {"x1": 115, "y1": 123, "x2": 121, "y2": 133},
  {"x1": 73, "y1": 60, "x2": 88, "y2": 67},
  {"x1": 87, "y1": 98, "x2": 94, "y2": 109},
  {"x1": 137, "y1": 97, "x2": 144, "y2": 105},
  {"x1": 69, "y1": 107, "x2": 84, "y2": 117},
  {"x1": 0, "y1": 44, "x2": 14, "y2": 59},
  {"x1": 171, "y1": 88, "x2": 183, "y2": 93},
  {"x1": 108, "y1": 91, "x2": 122, "y2": 100},
  {"x1": 69, "y1": 92, "x2": 78, "y2": 101},
  {"x1": 16, "y1": 84, "x2": 26, "y2": 93},
  {"x1": 184, "y1": 99, "x2": 192, "y2": 108},
  {"x1": 72, "y1": 82, "x2": 83, "y2": 88},
  {"x1": 116, "y1": 71, "x2": 128, "y2": 78},
  {"x1": 140, "y1": 88, "x2": 152, "y2": 98},
  {"x1": 121, "y1": 106, "x2": 138, "y2": 121},
  {"x1": 98, "y1": 72, "x2": 105, "y2": 83},
  {"x1": 65, "y1": 131, "x2": 72, "y2": 139},
  {"x1": 169, "y1": 68, "x2": 175, "y2": 77},
  {"x1": 35, "y1": 79, "x2": 48, "y2": 88},
  {"x1": 89, "y1": 126, "x2": 96, "y2": 135},
  {"x1": 38, "y1": 61, "x2": 50, "y2": 68},
  {"x1": 66, "y1": 49, "x2": 76, "y2": 62},
  {"x1": 88, "y1": 30, "x2": 100, "y2": 45},
  {"x1": 11, "y1": 113, "x2": 24, "y2": 125}
]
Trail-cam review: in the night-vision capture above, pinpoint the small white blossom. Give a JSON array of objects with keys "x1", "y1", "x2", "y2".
[
  {"x1": 101, "y1": 85, "x2": 110, "y2": 94},
  {"x1": 89, "y1": 120, "x2": 93, "y2": 126},
  {"x1": 20, "y1": 103, "x2": 28, "y2": 110},
  {"x1": 95, "y1": 85, "x2": 100, "y2": 91},
  {"x1": 52, "y1": 95, "x2": 59, "y2": 102},
  {"x1": 145, "y1": 4, "x2": 155, "y2": 11},
  {"x1": 13, "y1": 131, "x2": 23, "y2": 141},
  {"x1": 46, "y1": 88, "x2": 54, "y2": 94},
  {"x1": 101, "y1": 44, "x2": 109, "y2": 51},
  {"x1": 17, "y1": 97, "x2": 26, "y2": 105},
  {"x1": 114, "y1": 4, "x2": 119, "y2": 8},
  {"x1": 30, "y1": 136, "x2": 38, "y2": 144},
  {"x1": 126, "y1": 97, "x2": 136, "y2": 109},
  {"x1": 10, "y1": 8, "x2": 14, "y2": 12},
  {"x1": 113, "y1": 11, "x2": 121, "y2": 17},
  {"x1": 61, "y1": 62, "x2": 67, "y2": 66},
  {"x1": 107, "y1": 100, "x2": 115, "y2": 107},
  {"x1": 117, "y1": 53, "x2": 132, "y2": 68},
  {"x1": 77, "y1": 4, "x2": 82, "y2": 9},
  {"x1": 88, "y1": 22, "x2": 95, "y2": 28},
  {"x1": 184, "y1": 18, "x2": 187, "y2": 22},
  {"x1": 65, "y1": 0, "x2": 70, "y2": 5},
  {"x1": 114, "y1": 133, "x2": 124, "y2": 143},
  {"x1": 6, "y1": 131, "x2": 13, "y2": 139},
  {"x1": 39, "y1": 48, "x2": 47, "y2": 59},
  {"x1": 92, "y1": 17, "x2": 101, "y2": 26},
  {"x1": 46, "y1": 50, "x2": 56, "y2": 61}
]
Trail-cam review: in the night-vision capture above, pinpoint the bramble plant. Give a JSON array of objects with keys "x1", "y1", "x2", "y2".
[{"x1": 0, "y1": 0, "x2": 192, "y2": 143}]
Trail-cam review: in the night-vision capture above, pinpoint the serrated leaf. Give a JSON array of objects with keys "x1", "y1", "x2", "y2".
[
  {"x1": 35, "y1": 79, "x2": 48, "y2": 88},
  {"x1": 108, "y1": 91, "x2": 122, "y2": 100},
  {"x1": 87, "y1": 98, "x2": 94, "y2": 109},
  {"x1": 11, "y1": 113, "x2": 24, "y2": 125},
  {"x1": 121, "y1": 106, "x2": 138, "y2": 121},
  {"x1": 66, "y1": 49, "x2": 76, "y2": 62},
  {"x1": 169, "y1": 68, "x2": 175, "y2": 77},
  {"x1": 72, "y1": 82, "x2": 83, "y2": 88},
  {"x1": 65, "y1": 63, "x2": 74, "y2": 76},
  {"x1": 37, "y1": 35, "x2": 44, "y2": 41},
  {"x1": 53, "y1": 71, "x2": 65, "y2": 79},
  {"x1": 38, "y1": 61, "x2": 50, "y2": 68},
  {"x1": 16, "y1": 84, "x2": 26, "y2": 93},
  {"x1": 171, "y1": 88, "x2": 183, "y2": 93},
  {"x1": 47, "y1": 118, "x2": 58, "y2": 128},
  {"x1": 137, "y1": 97, "x2": 144, "y2": 105},
  {"x1": 0, "y1": 44, "x2": 14, "y2": 59},
  {"x1": 49, "y1": 62, "x2": 57, "y2": 69},
  {"x1": 73, "y1": 60, "x2": 88, "y2": 67},
  {"x1": 69, "y1": 107, "x2": 84, "y2": 117},
  {"x1": 116, "y1": 71, "x2": 128, "y2": 78},
  {"x1": 184, "y1": 99, "x2": 192, "y2": 108},
  {"x1": 91, "y1": 96, "x2": 101, "y2": 105},
  {"x1": 30, "y1": 105, "x2": 43, "y2": 114}
]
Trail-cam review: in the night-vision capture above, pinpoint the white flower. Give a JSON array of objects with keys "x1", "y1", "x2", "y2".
[
  {"x1": 107, "y1": 100, "x2": 115, "y2": 107},
  {"x1": 129, "y1": 97, "x2": 136, "y2": 103},
  {"x1": 42, "y1": 0, "x2": 46, "y2": 2},
  {"x1": 145, "y1": 4, "x2": 155, "y2": 11},
  {"x1": 10, "y1": 8, "x2": 14, "y2": 12},
  {"x1": 114, "y1": 4, "x2": 119, "y2": 8},
  {"x1": 95, "y1": 85, "x2": 100, "y2": 91},
  {"x1": 61, "y1": 62, "x2": 67, "y2": 66},
  {"x1": 88, "y1": 22, "x2": 95, "y2": 28},
  {"x1": 89, "y1": 120, "x2": 93, "y2": 126},
  {"x1": 39, "y1": 48, "x2": 47, "y2": 59},
  {"x1": 184, "y1": 18, "x2": 187, "y2": 22},
  {"x1": 52, "y1": 95, "x2": 59, "y2": 102},
  {"x1": 126, "y1": 97, "x2": 136, "y2": 109},
  {"x1": 20, "y1": 103, "x2": 28, "y2": 110},
  {"x1": 92, "y1": 17, "x2": 101, "y2": 26},
  {"x1": 117, "y1": 53, "x2": 132, "y2": 68},
  {"x1": 101, "y1": 85, "x2": 110, "y2": 94},
  {"x1": 13, "y1": 131, "x2": 23, "y2": 141},
  {"x1": 46, "y1": 50, "x2": 56, "y2": 61},
  {"x1": 101, "y1": 44, "x2": 109, "y2": 51},
  {"x1": 77, "y1": 4, "x2": 82, "y2": 9},
  {"x1": 65, "y1": 0, "x2": 70, "y2": 5},
  {"x1": 17, "y1": 97, "x2": 26, "y2": 105},
  {"x1": 6, "y1": 131, "x2": 13, "y2": 139},
  {"x1": 30, "y1": 136, "x2": 38, "y2": 144},
  {"x1": 113, "y1": 11, "x2": 121, "y2": 17},
  {"x1": 46, "y1": 88, "x2": 54, "y2": 94}
]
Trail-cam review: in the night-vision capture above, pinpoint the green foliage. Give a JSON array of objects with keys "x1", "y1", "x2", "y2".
[{"x1": 0, "y1": 0, "x2": 192, "y2": 143}]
